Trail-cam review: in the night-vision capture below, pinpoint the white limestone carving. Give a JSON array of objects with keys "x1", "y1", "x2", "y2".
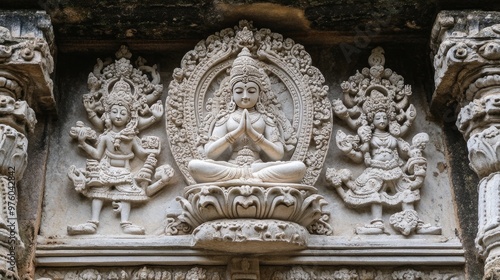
[
  {"x1": 166, "y1": 21, "x2": 332, "y2": 186},
  {"x1": 193, "y1": 219, "x2": 309, "y2": 253},
  {"x1": 264, "y1": 266, "x2": 463, "y2": 280},
  {"x1": 0, "y1": 19, "x2": 54, "y2": 280},
  {"x1": 166, "y1": 21, "x2": 332, "y2": 251},
  {"x1": 178, "y1": 184, "x2": 325, "y2": 231},
  {"x1": 187, "y1": 47, "x2": 307, "y2": 184},
  {"x1": 67, "y1": 46, "x2": 174, "y2": 235},
  {"x1": 35, "y1": 266, "x2": 224, "y2": 280},
  {"x1": 326, "y1": 47, "x2": 441, "y2": 236},
  {"x1": 228, "y1": 258, "x2": 259, "y2": 280}
]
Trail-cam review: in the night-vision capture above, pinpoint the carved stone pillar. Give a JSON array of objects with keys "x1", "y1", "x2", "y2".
[
  {"x1": 0, "y1": 11, "x2": 54, "y2": 279},
  {"x1": 431, "y1": 10, "x2": 500, "y2": 278}
]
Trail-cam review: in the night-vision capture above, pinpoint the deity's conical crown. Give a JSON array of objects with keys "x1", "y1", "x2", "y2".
[
  {"x1": 105, "y1": 78, "x2": 134, "y2": 111},
  {"x1": 362, "y1": 90, "x2": 393, "y2": 118},
  {"x1": 229, "y1": 47, "x2": 268, "y2": 91}
]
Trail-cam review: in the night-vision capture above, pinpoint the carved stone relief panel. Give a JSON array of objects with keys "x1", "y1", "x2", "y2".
[
  {"x1": 65, "y1": 46, "x2": 174, "y2": 235},
  {"x1": 165, "y1": 20, "x2": 333, "y2": 253},
  {"x1": 35, "y1": 266, "x2": 226, "y2": 280},
  {"x1": 40, "y1": 47, "x2": 178, "y2": 238},
  {"x1": 260, "y1": 266, "x2": 464, "y2": 280},
  {"x1": 327, "y1": 47, "x2": 441, "y2": 236},
  {"x1": 37, "y1": 20, "x2": 462, "y2": 278},
  {"x1": 34, "y1": 265, "x2": 465, "y2": 280}
]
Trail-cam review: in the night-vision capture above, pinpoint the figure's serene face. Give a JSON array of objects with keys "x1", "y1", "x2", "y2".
[
  {"x1": 233, "y1": 81, "x2": 259, "y2": 109},
  {"x1": 373, "y1": 111, "x2": 388, "y2": 130},
  {"x1": 110, "y1": 104, "x2": 130, "y2": 127}
]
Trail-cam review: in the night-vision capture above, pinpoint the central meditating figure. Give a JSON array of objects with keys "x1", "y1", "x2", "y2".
[{"x1": 188, "y1": 48, "x2": 306, "y2": 183}]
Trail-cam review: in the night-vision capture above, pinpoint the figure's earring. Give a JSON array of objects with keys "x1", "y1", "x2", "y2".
[
  {"x1": 256, "y1": 100, "x2": 265, "y2": 113},
  {"x1": 228, "y1": 100, "x2": 236, "y2": 112},
  {"x1": 104, "y1": 113, "x2": 112, "y2": 130}
]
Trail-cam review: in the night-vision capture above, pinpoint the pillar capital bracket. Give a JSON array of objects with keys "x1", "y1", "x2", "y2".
[
  {"x1": 431, "y1": 11, "x2": 500, "y2": 120},
  {"x1": 0, "y1": 11, "x2": 55, "y2": 116}
]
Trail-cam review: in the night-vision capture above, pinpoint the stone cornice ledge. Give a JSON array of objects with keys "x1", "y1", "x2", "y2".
[{"x1": 35, "y1": 235, "x2": 464, "y2": 267}]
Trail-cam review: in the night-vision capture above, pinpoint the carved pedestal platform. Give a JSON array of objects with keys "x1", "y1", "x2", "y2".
[
  {"x1": 193, "y1": 219, "x2": 308, "y2": 253},
  {"x1": 178, "y1": 183, "x2": 325, "y2": 252}
]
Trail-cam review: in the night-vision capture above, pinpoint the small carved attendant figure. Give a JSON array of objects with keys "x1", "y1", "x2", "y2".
[
  {"x1": 67, "y1": 47, "x2": 173, "y2": 235},
  {"x1": 327, "y1": 47, "x2": 441, "y2": 235},
  {"x1": 188, "y1": 48, "x2": 306, "y2": 183}
]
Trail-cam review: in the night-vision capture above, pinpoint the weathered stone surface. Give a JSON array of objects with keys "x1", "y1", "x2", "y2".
[
  {"x1": 0, "y1": 10, "x2": 55, "y2": 280},
  {"x1": 0, "y1": 0, "x2": 491, "y2": 52},
  {"x1": 430, "y1": 10, "x2": 500, "y2": 279},
  {"x1": 0, "y1": 2, "x2": 486, "y2": 279},
  {"x1": 0, "y1": 11, "x2": 55, "y2": 113},
  {"x1": 39, "y1": 31, "x2": 462, "y2": 280}
]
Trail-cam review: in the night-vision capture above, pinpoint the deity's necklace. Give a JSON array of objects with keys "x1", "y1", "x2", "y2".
[
  {"x1": 373, "y1": 131, "x2": 390, "y2": 146},
  {"x1": 232, "y1": 110, "x2": 261, "y2": 124}
]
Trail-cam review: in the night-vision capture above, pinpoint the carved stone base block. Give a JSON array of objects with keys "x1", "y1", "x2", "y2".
[
  {"x1": 193, "y1": 219, "x2": 308, "y2": 253},
  {"x1": 177, "y1": 183, "x2": 326, "y2": 252},
  {"x1": 228, "y1": 258, "x2": 260, "y2": 280}
]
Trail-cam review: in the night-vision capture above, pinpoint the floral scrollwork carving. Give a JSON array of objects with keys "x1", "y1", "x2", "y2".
[
  {"x1": 326, "y1": 47, "x2": 441, "y2": 236},
  {"x1": 66, "y1": 46, "x2": 173, "y2": 235}
]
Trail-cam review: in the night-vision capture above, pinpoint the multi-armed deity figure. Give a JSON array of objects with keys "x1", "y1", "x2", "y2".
[
  {"x1": 188, "y1": 47, "x2": 306, "y2": 183},
  {"x1": 327, "y1": 47, "x2": 441, "y2": 235},
  {"x1": 67, "y1": 46, "x2": 173, "y2": 235}
]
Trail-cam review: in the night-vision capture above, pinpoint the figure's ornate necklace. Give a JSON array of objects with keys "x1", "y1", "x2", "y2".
[
  {"x1": 232, "y1": 110, "x2": 261, "y2": 124},
  {"x1": 373, "y1": 131, "x2": 390, "y2": 146}
]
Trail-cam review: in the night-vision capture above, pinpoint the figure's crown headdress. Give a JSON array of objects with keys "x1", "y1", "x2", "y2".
[
  {"x1": 105, "y1": 78, "x2": 134, "y2": 111},
  {"x1": 362, "y1": 89, "x2": 394, "y2": 119},
  {"x1": 229, "y1": 47, "x2": 268, "y2": 91}
]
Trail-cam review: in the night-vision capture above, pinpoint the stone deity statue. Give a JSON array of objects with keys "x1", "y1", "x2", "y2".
[
  {"x1": 165, "y1": 23, "x2": 333, "y2": 250},
  {"x1": 188, "y1": 47, "x2": 306, "y2": 184},
  {"x1": 327, "y1": 47, "x2": 441, "y2": 235},
  {"x1": 67, "y1": 47, "x2": 173, "y2": 235}
]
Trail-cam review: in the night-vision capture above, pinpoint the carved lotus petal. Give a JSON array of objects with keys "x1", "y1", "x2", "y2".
[{"x1": 179, "y1": 184, "x2": 325, "y2": 228}]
